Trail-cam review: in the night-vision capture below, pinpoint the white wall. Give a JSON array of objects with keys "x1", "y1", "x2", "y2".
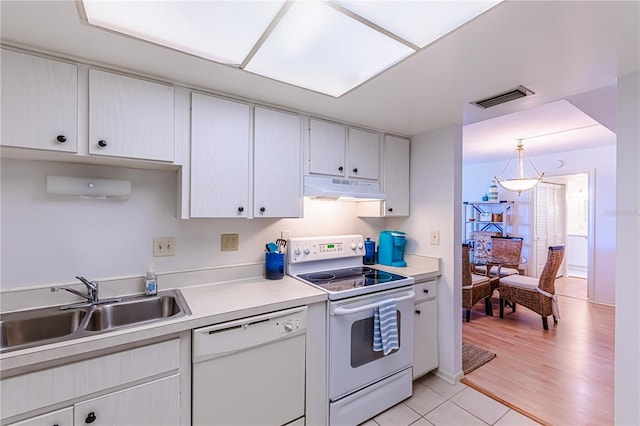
[
  {"x1": 0, "y1": 159, "x2": 384, "y2": 289},
  {"x1": 614, "y1": 71, "x2": 640, "y2": 425},
  {"x1": 387, "y1": 124, "x2": 463, "y2": 382},
  {"x1": 462, "y1": 144, "x2": 616, "y2": 305}
]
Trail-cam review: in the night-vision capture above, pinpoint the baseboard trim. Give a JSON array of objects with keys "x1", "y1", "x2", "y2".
[{"x1": 432, "y1": 367, "x2": 464, "y2": 384}]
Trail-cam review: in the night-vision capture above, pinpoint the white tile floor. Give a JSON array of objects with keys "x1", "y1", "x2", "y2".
[{"x1": 360, "y1": 374, "x2": 541, "y2": 426}]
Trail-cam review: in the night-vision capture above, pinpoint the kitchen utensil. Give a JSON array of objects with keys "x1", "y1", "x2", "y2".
[
  {"x1": 266, "y1": 242, "x2": 279, "y2": 253},
  {"x1": 276, "y1": 238, "x2": 287, "y2": 251}
]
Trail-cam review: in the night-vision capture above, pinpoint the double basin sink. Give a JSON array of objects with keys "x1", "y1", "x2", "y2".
[{"x1": 0, "y1": 289, "x2": 191, "y2": 353}]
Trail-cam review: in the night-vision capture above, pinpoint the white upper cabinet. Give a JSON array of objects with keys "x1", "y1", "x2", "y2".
[
  {"x1": 308, "y1": 118, "x2": 346, "y2": 177},
  {"x1": 308, "y1": 118, "x2": 380, "y2": 180},
  {"x1": 347, "y1": 128, "x2": 379, "y2": 180},
  {"x1": 190, "y1": 93, "x2": 251, "y2": 218},
  {"x1": 89, "y1": 69, "x2": 175, "y2": 162},
  {"x1": 254, "y1": 107, "x2": 302, "y2": 218},
  {"x1": 1, "y1": 49, "x2": 77, "y2": 152},
  {"x1": 382, "y1": 135, "x2": 410, "y2": 216},
  {"x1": 356, "y1": 134, "x2": 410, "y2": 217}
]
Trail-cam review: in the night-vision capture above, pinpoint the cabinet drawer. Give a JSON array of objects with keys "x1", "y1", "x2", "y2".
[
  {"x1": 1, "y1": 339, "x2": 179, "y2": 420},
  {"x1": 7, "y1": 407, "x2": 73, "y2": 426},
  {"x1": 414, "y1": 280, "x2": 437, "y2": 302}
]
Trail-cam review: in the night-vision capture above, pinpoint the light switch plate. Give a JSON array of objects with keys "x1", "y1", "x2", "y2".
[
  {"x1": 221, "y1": 234, "x2": 239, "y2": 251},
  {"x1": 153, "y1": 236, "x2": 176, "y2": 256},
  {"x1": 430, "y1": 230, "x2": 440, "y2": 245}
]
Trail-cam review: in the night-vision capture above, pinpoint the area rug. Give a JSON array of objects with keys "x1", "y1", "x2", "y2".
[{"x1": 462, "y1": 342, "x2": 496, "y2": 374}]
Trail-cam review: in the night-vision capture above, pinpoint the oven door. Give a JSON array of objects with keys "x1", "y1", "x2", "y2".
[{"x1": 328, "y1": 287, "x2": 414, "y2": 400}]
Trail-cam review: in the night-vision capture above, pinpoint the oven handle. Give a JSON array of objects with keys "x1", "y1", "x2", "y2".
[{"x1": 331, "y1": 290, "x2": 415, "y2": 316}]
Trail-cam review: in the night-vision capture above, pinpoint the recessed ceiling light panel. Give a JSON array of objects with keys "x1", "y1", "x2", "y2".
[
  {"x1": 334, "y1": 0, "x2": 504, "y2": 48},
  {"x1": 244, "y1": 1, "x2": 414, "y2": 97},
  {"x1": 82, "y1": 0, "x2": 285, "y2": 65}
]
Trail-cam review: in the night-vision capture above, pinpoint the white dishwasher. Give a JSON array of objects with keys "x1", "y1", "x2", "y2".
[{"x1": 192, "y1": 306, "x2": 307, "y2": 426}]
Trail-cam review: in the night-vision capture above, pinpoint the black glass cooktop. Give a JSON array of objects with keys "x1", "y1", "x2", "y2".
[{"x1": 297, "y1": 266, "x2": 409, "y2": 293}]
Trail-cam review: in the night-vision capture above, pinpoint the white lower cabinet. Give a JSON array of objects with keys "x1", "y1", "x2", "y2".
[
  {"x1": 1, "y1": 339, "x2": 182, "y2": 425},
  {"x1": 413, "y1": 279, "x2": 439, "y2": 379},
  {"x1": 8, "y1": 407, "x2": 73, "y2": 426},
  {"x1": 74, "y1": 375, "x2": 180, "y2": 426}
]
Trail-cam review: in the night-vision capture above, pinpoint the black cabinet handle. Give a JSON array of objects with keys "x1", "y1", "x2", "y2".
[
  {"x1": 415, "y1": 309, "x2": 421, "y2": 315},
  {"x1": 388, "y1": 207, "x2": 393, "y2": 212},
  {"x1": 338, "y1": 166, "x2": 344, "y2": 172},
  {"x1": 97, "y1": 140, "x2": 108, "y2": 148},
  {"x1": 56, "y1": 135, "x2": 66, "y2": 143},
  {"x1": 423, "y1": 289, "x2": 429, "y2": 294},
  {"x1": 352, "y1": 168, "x2": 358, "y2": 173},
  {"x1": 238, "y1": 206, "x2": 244, "y2": 212},
  {"x1": 85, "y1": 412, "x2": 96, "y2": 424},
  {"x1": 260, "y1": 207, "x2": 266, "y2": 213}
]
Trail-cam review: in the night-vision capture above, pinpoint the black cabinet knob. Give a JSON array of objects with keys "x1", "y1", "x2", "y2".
[
  {"x1": 338, "y1": 166, "x2": 344, "y2": 172},
  {"x1": 238, "y1": 206, "x2": 244, "y2": 212},
  {"x1": 352, "y1": 168, "x2": 358, "y2": 173},
  {"x1": 56, "y1": 135, "x2": 66, "y2": 143},
  {"x1": 388, "y1": 207, "x2": 393, "y2": 212},
  {"x1": 423, "y1": 289, "x2": 429, "y2": 294},
  {"x1": 415, "y1": 309, "x2": 421, "y2": 315},
  {"x1": 260, "y1": 207, "x2": 266, "y2": 213},
  {"x1": 97, "y1": 140, "x2": 108, "y2": 148},
  {"x1": 85, "y1": 412, "x2": 96, "y2": 424}
]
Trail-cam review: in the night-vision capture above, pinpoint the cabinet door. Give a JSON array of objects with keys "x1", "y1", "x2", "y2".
[
  {"x1": 190, "y1": 93, "x2": 250, "y2": 218},
  {"x1": 7, "y1": 407, "x2": 73, "y2": 426},
  {"x1": 254, "y1": 107, "x2": 302, "y2": 218},
  {"x1": 382, "y1": 135, "x2": 410, "y2": 216},
  {"x1": 89, "y1": 69, "x2": 174, "y2": 162},
  {"x1": 1, "y1": 49, "x2": 77, "y2": 152},
  {"x1": 309, "y1": 119, "x2": 346, "y2": 177},
  {"x1": 347, "y1": 128, "x2": 379, "y2": 180},
  {"x1": 413, "y1": 296, "x2": 438, "y2": 379},
  {"x1": 74, "y1": 375, "x2": 180, "y2": 426}
]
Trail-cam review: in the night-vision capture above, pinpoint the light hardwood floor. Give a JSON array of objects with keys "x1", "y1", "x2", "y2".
[{"x1": 462, "y1": 277, "x2": 614, "y2": 426}]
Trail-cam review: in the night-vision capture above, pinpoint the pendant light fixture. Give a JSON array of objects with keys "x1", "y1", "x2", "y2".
[{"x1": 495, "y1": 140, "x2": 543, "y2": 195}]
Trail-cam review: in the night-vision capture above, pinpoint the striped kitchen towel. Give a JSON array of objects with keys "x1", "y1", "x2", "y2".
[{"x1": 373, "y1": 299, "x2": 399, "y2": 356}]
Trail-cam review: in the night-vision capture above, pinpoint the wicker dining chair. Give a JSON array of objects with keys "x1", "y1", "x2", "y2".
[
  {"x1": 474, "y1": 236, "x2": 523, "y2": 278},
  {"x1": 462, "y1": 243, "x2": 499, "y2": 322},
  {"x1": 498, "y1": 245, "x2": 565, "y2": 330}
]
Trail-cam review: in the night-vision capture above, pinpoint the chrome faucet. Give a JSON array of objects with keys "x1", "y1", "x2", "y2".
[{"x1": 51, "y1": 276, "x2": 99, "y2": 304}]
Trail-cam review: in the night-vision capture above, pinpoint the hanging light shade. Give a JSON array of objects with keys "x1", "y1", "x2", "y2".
[{"x1": 495, "y1": 140, "x2": 544, "y2": 195}]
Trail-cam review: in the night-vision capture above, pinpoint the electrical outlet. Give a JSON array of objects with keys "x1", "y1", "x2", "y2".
[
  {"x1": 281, "y1": 230, "x2": 291, "y2": 240},
  {"x1": 153, "y1": 236, "x2": 176, "y2": 257},
  {"x1": 430, "y1": 230, "x2": 440, "y2": 245},
  {"x1": 221, "y1": 233, "x2": 239, "y2": 251}
]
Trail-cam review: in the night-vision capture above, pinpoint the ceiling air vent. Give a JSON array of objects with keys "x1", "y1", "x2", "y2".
[{"x1": 471, "y1": 85, "x2": 534, "y2": 109}]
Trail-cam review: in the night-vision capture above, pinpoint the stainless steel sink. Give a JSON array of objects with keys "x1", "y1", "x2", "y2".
[
  {"x1": 0, "y1": 308, "x2": 87, "y2": 350},
  {"x1": 84, "y1": 294, "x2": 184, "y2": 331},
  {"x1": 0, "y1": 289, "x2": 190, "y2": 353}
]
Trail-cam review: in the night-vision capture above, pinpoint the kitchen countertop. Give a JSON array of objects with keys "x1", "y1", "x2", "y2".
[
  {"x1": 375, "y1": 254, "x2": 441, "y2": 282},
  {"x1": 0, "y1": 255, "x2": 441, "y2": 373}
]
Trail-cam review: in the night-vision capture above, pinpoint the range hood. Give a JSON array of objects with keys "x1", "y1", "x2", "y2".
[{"x1": 304, "y1": 175, "x2": 386, "y2": 201}]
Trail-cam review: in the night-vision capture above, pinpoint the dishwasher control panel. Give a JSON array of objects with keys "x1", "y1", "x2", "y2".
[{"x1": 192, "y1": 306, "x2": 308, "y2": 363}]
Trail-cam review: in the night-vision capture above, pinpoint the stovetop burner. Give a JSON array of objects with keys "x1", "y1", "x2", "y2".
[{"x1": 296, "y1": 266, "x2": 410, "y2": 296}]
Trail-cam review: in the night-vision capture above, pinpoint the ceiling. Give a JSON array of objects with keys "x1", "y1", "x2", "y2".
[{"x1": 1, "y1": 1, "x2": 638, "y2": 163}]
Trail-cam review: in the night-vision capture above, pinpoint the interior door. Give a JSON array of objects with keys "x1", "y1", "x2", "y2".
[{"x1": 534, "y1": 182, "x2": 566, "y2": 277}]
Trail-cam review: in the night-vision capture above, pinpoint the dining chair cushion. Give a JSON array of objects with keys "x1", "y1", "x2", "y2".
[
  {"x1": 473, "y1": 265, "x2": 487, "y2": 274},
  {"x1": 471, "y1": 273, "x2": 490, "y2": 285},
  {"x1": 499, "y1": 274, "x2": 538, "y2": 290},
  {"x1": 490, "y1": 266, "x2": 520, "y2": 277}
]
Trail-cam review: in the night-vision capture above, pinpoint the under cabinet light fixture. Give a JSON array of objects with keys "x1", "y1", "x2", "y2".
[{"x1": 46, "y1": 176, "x2": 132, "y2": 199}]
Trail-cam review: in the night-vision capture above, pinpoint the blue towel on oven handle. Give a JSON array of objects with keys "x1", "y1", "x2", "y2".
[{"x1": 373, "y1": 299, "x2": 399, "y2": 356}]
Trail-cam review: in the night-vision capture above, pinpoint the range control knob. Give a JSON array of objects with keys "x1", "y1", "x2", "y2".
[
  {"x1": 350, "y1": 242, "x2": 357, "y2": 250},
  {"x1": 357, "y1": 241, "x2": 364, "y2": 250},
  {"x1": 294, "y1": 246, "x2": 302, "y2": 255},
  {"x1": 303, "y1": 246, "x2": 310, "y2": 254},
  {"x1": 284, "y1": 322, "x2": 294, "y2": 332}
]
